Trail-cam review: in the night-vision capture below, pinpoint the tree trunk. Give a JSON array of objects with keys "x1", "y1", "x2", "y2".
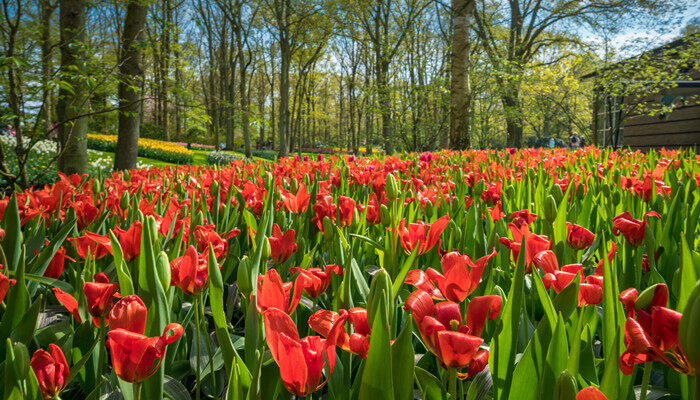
[
  {"x1": 501, "y1": 83, "x2": 523, "y2": 147},
  {"x1": 57, "y1": 0, "x2": 89, "y2": 175},
  {"x1": 278, "y1": 36, "x2": 290, "y2": 157},
  {"x1": 449, "y1": 0, "x2": 474, "y2": 150},
  {"x1": 41, "y1": 0, "x2": 55, "y2": 137},
  {"x1": 238, "y1": 51, "x2": 251, "y2": 157},
  {"x1": 114, "y1": 0, "x2": 147, "y2": 170}
]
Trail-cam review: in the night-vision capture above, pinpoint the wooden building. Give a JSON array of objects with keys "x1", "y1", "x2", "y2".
[{"x1": 582, "y1": 37, "x2": 700, "y2": 150}]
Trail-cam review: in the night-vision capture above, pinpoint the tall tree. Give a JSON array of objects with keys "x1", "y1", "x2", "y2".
[
  {"x1": 57, "y1": 0, "x2": 89, "y2": 175},
  {"x1": 114, "y1": 0, "x2": 147, "y2": 170},
  {"x1": 449, "y1": 0, "x2": 474, "y2": 149}
]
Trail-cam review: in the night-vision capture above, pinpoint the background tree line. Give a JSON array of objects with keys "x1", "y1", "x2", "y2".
[{"x1": 0, "y1": 0, "x2": 696, "y2": 185}]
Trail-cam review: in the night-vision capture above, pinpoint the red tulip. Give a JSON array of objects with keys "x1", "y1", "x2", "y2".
[
  {"x1": 404, "y1": 290, "x2": 500, "y2": 377},
  {"x1": 290, "y1": 264, "x2": 343, "y2": 298},
  {"x1": 509, "y1": 209, "x2": 537, "y2": 228},
  {"x1": 84, "y1": 273, "x2": 120, "y2": 318},
  {"x1": 594, "y1": 241, "x2": 617, "y2": 275},
  {"x1": 311, "y1": 193, "x2": 337, "y2": 231},
  {"x1": 114, "y1": 220, "x2": 142, "y2": 262},
  {"x1": 72, "y1": 197, "x2": 102, "y2": 230},
  {"x1": 566, "y1": 222, "x2": 595, "y2": 250},
  {"x1": 107, "y1": 323, "x2": 183, "y2": 383},
  {"x1": 108, "y1": 294, "x2": 147, "y2": 334},
  {"x1": 405, "y1": 249, "x2": 497, "y2": 303},
  {"x1": 309, "y1": 308, "x2": 370, "y2": 358},
  {"x1": 170, "y1": 245, "x2": 209, "y2": 295},
  {"x1": 30, "y1": 344, "x2": 69, "y2": 399},
  {"x1": 397, "y1": 215, "x2": 450, "y2": 255},
  {"x1": 337, "y1": 196, "x2": 356, "y2": 227},
  {"x1": 268, "y1": 223, "x2": 297, "y2": 265},
  {"x1": 577, "y1": 387, "x2": 608, "y2": 400},
  {"x1": 158, "y1": 197, "x2": 190, "y2": 240},
  {"x1": 193, "y1": 224, "x2": 227, "y2": 259},
  {"x1": 0, "y1": 269, "x2": 16, "y2": 303},
  {"x1": 534, "y1": 251, "x2": 602, "y2": 307},
  {"x1": 263, "y1": 308, "x2": 336, "y2": 397},
  {"x1": 612, "y1": 211, "x2": 660, "y2": 246},
  {"x1": 69, "y1": 232, "x2": 112, "y2": 259},
  {"x1": 280, "y1": 183, "x2": 311, "y2": 214},
  {"x1": 618, "y1": 284, "x2": 692, "y2": 375},
  {"x1": 44, "y1": 245, "x2": 74, "y2": 279},
  {"x1": 52, "y1": 287, "x2": 83, "y2": 322},
  {"x1": 364, "y1": 192, "x2": 381, "y2": 225},
  {"x1": 498, "y1": 223, "x2": 550, "y2": 273},
  {"x1": 256, "y1": 268, "x2": 304, "y2": 314}
]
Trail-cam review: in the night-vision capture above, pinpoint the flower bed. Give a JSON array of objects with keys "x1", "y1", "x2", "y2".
[
  {"x1": 87, "y1": 133, "x2": 194, "y2": 164},
  {"x1": 0, "y1": 135, "x2": 57, "y2": 187},
  {"x1": 0, "y1": 147, "x2": 698, "y2": 399}
]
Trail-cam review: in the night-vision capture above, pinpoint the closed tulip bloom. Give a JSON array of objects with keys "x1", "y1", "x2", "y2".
[
  {"x1": 263, "y1": 308, "x2": 336, "y2": 397},
  {"x1": 566, "y1": 222, "x2": 595, "y2": 250},
  {"x1": 107, "y1": 323, "x2": 183, "y2": 383},
  {"x1": 44, "y1": 245, "x2": 74, "y2": 279},
  {"x1": 397, "y1": 215, "x2": 450, "y2": 255},
  {"x1": 268, "y1": 223, "x2": 297, "y2": 265},
  {"x1": 612, "y1": 211, "x2": 660, "y2": 246},
  {"x1": 337, "y1": 196, "x2": 356, "y2": 227},
  {"x1": 256, "y1": 268, "x2": 304, "y2": 314},
  {"x1": 31, "y1": 344, "x2": 69, "y2": 399},
  {"x1": 290, "y1": 264, "x2": 343, "y2": 298},
  {"x1": 84, "y1": 273, "x2": 120, "y2": 318},
  {"x1": 405, "y1": 249, "x2": 497, "y2": 303},
  {"x1": 170, "y1": 245, "x2": 209, "y2": 295},
  {"x1": 108, "y1": 294, "x2": 147, "y2": 334},
  {"x1": 114, "y1": 220, "x2": 142, "y2": 262}
]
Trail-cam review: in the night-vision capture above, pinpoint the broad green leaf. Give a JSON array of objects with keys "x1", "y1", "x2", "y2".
[
  {"x1": 391, "y1": 317, "x2": 414, "y2": 400},
  {"x1": 359, "y1": 293, "x2": 394, "y2": 400},
  {"x1": 414, "y1": 367, "x2": 445, "y2": 400},
  {"x1": 677, "y1": 234, "x2": 698, "y2": 311},
  {"x1": 539, "y1": 314, "x2": 569, "y2": 400}
]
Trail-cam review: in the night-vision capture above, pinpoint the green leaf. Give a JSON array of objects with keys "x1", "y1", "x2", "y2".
[
  {"x1": 0, "y1": 246, "x2": 28, "y2": 361},
  {"x1": 359, "y1": 293, "x2": 394, "y2": 400},
  {"x1": 0, "y1": 195, "x2": 22, "y2": 271},
  {"x1": 599, "y1": 326, "x2": 622, "y2": 400},
  {"x1": 10, "y1": 294, "x2": 42, "y2": 345},
  {"x1": 532, "y1": 271, "x2": 557, "y2": 326},
  {"x1": 110, "y1": 231, "x2": 134, "y2": 296},
  {"x1": 391, "y1": 318, "x2": 414, "y2": 400},
  {"x1": 552, "y1": 272, "x2": 580, "y2": 320},
  {"x1": 392, "y1": 246, "x2": 419, "y2": 298},
  {"x1": 677, "y1": 233, "x2": 698, "y2": 312},
  {"x1": 27, "y1": 216, "x2": 75, "y2": 277},
  {"x1": 508, "y1": 317, "x2": 554, "y2": 400},
  {"x1": 414, "y1": 367, "x2": 445, "y2": 400},
  {"x1": 539, "y1": 313, "x2": 569, "y2": 400}
]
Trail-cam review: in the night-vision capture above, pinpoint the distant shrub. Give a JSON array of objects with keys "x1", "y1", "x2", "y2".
[
  {"x1": 237, "y1": 149, "x2": 278, "y2": 160},
  {"x1": 206, "y1": 151, "x2": 241, "y2": 165}
]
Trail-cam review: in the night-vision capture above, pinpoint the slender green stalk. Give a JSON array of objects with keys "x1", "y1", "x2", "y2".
[
  {"x1": 96, "y1": 317, "x2": 106, "y2": 384},
  {"x1": 133, "y1": 381, "x2": 142, "y2": 400},
  {"x1": 194, "y1": 296, "x2": 201, "y2": 400},
  {"x1": 639, "y1": 361, "x2": 652, "y2": 400},
  {"x1": 200, "y1": 293, "x2": 217, "y2": 393},
  {"x1": 448, "y1": 368, "x2": 457, "y2": 400}
]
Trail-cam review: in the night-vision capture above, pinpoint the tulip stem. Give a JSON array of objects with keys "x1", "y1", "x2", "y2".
[
  {"x1": 133, "y1": 382, "x2": 142, "y2": 400},
  {"x1": 640, "y1": 361, "x2": 652, "y2": 400},
  {"x1": 96, "y1": 317, "x2": 106, "y2": 385},
  {"x1": 200, "y1": 293, "x2": 217, "y2": 393},
  {"x1": 194, "y1": 296, "x2": 201, "y2": 400},
  {"x1": 448, "y1": 368, "x2": 457, "y2": 400}
]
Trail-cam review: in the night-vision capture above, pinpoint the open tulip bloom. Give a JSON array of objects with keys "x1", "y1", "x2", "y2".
[
  {"x1": 396, "y1": 214, "x2": 450, "y2": 255},
  {"x1": 31, "y1": 344, "x2": 69, "y2": 400},
  {"x1": 309, "y1": 307, "x2": 371, "y2": 358}
]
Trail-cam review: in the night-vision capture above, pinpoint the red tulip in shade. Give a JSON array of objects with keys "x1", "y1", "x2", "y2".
[
  {"x1": 0, "y1": 268, "x2": 16, "y2": 303},
  {"x1": 30, "y1": 344, "x2": 69, "y2": 399},
  {"x1": 290, "y1": 264, "x2": 343, "y2": 298},
  {"x1": 612, "y1": 211, "x2": 660, "y2": 246},
  {"x1": 498, "y1": 223, "x2": 550, "y2": 273},
  {"x1": 618, "y1": 284, "x2": 693, "y2": 375},
  {"x1": 256, "y1": 268, "x2": 304, "y2": 314},
  {"x1": 337, "y1": 196, "x2": 356, "y2": 227},
  {"x1": 193, "y1": 224, "x2": 227, "y2": 259},
  {"x1": 107, "y1": 323, "x2": 183, "y2": 383},
  {"x1": 107, "y1": 294, "x2": 148, "y2": 334},
  {"x1": 113, "y1": 220, "x2": 142, "y2": 262},
  {"x1": 533, "y1": 250, "x2": 603, "y2": 307},
  {"x1": 280, "y1": 182, "x2": 311, "y2": 214},
  {"x1": 577, "y1": 387, "x2": 608, "y2": 400},
  {"x1": 170, "y1": 245, "x2": 209, "y2": 295},
  {"x1": 405, "y1": 249, "x2": 497, "y2": 303},
  {"x1": 396, "y1": 215, "x2": 450, "y2": 255},
  {"x1": 268, "y1": 223, "x2": 297, "y2": 264},
  {"x1": 509, "y1": 209, "x2": 537, "y2": 228},
  {"x1": 84, "y1": 273, "x2": 121, "y2": 318},
  {"x1": 309, "y1": 308, "x2": 370, "y2": 358},
  {"x1": 566, "y1": 222, "x2": 595, "y2": 250},
  {"x1": 404, "y1": 290, "x2": 501, "y2": 378},
  {"x1": 263, "y1": 308, "x2": 336, "y2": 397}
]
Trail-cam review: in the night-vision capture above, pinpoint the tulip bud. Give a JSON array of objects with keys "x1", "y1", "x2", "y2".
[
  {"x1": 602, "y1": 183, "x2": 611, "y2": 199},
  {"x1": 193, "y1": 211, "x2": 204, "y2": 229},
  {"x1": 505, "y1": 185, "x2": 515, "y2": 199},
  {"x1": 635, "y1": 283, "x2": 666, "y2": 310},
  {"x1": 679, "y1": 279, "x2": 700, "y2": 372},
  {"x1": 290, "y1": 178, "x2": 299, "y2": 193},
  {"x1": 474, "y1": 179, "x2": 485, "y2": 198},
  {"x1": 156, "y1": 251, "x2": 171, "y2": 292},
  {"x1": 456, "y1": 168, "x2": 465, "y2": 184},
  {"x1": 322, "y1": 217, "x2": 334, "y2": 243},
  {"x1": 367, "y1": 268, "x2": 393, "y2": 325},
  {"x1": 613, "y1": 170, "x2": 620, "y2": 184},
  {"x1": 544, "y1": 195, "x2": 558, "y2": 222},
  {"x1": 380, "y1": 205, "x2": 391, "y2": 228},
  {"x1": 424, "y1": 200, "x2": 434, "y2": 219},
  {"x1": 386, "y1": 173, "x2": 399, "y2": 202},
  {"x1": 553, "y1": 370, "x2": 578, "y2": 400},
  {"x1": 261, "y1": 237, "x2": 271, "y2": 262},
  {"x1": 237, "y1": 257, "x2": 252, "y2": 295},
  {"x1": 551, "y1": 184, "x2": 564, "y2": 204},
  {"x1": 211, "y1": 180, "x2": 219, "y2": 195},
  {"x1": 92, "y1": 179, "x2": 102, "y2": 197},
  {"x1": 120, "y1": 192, "x2": 130, "y2": 211},
  {"x1": 264, "y1": 172, "x2": 274, "y2": 187}
]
